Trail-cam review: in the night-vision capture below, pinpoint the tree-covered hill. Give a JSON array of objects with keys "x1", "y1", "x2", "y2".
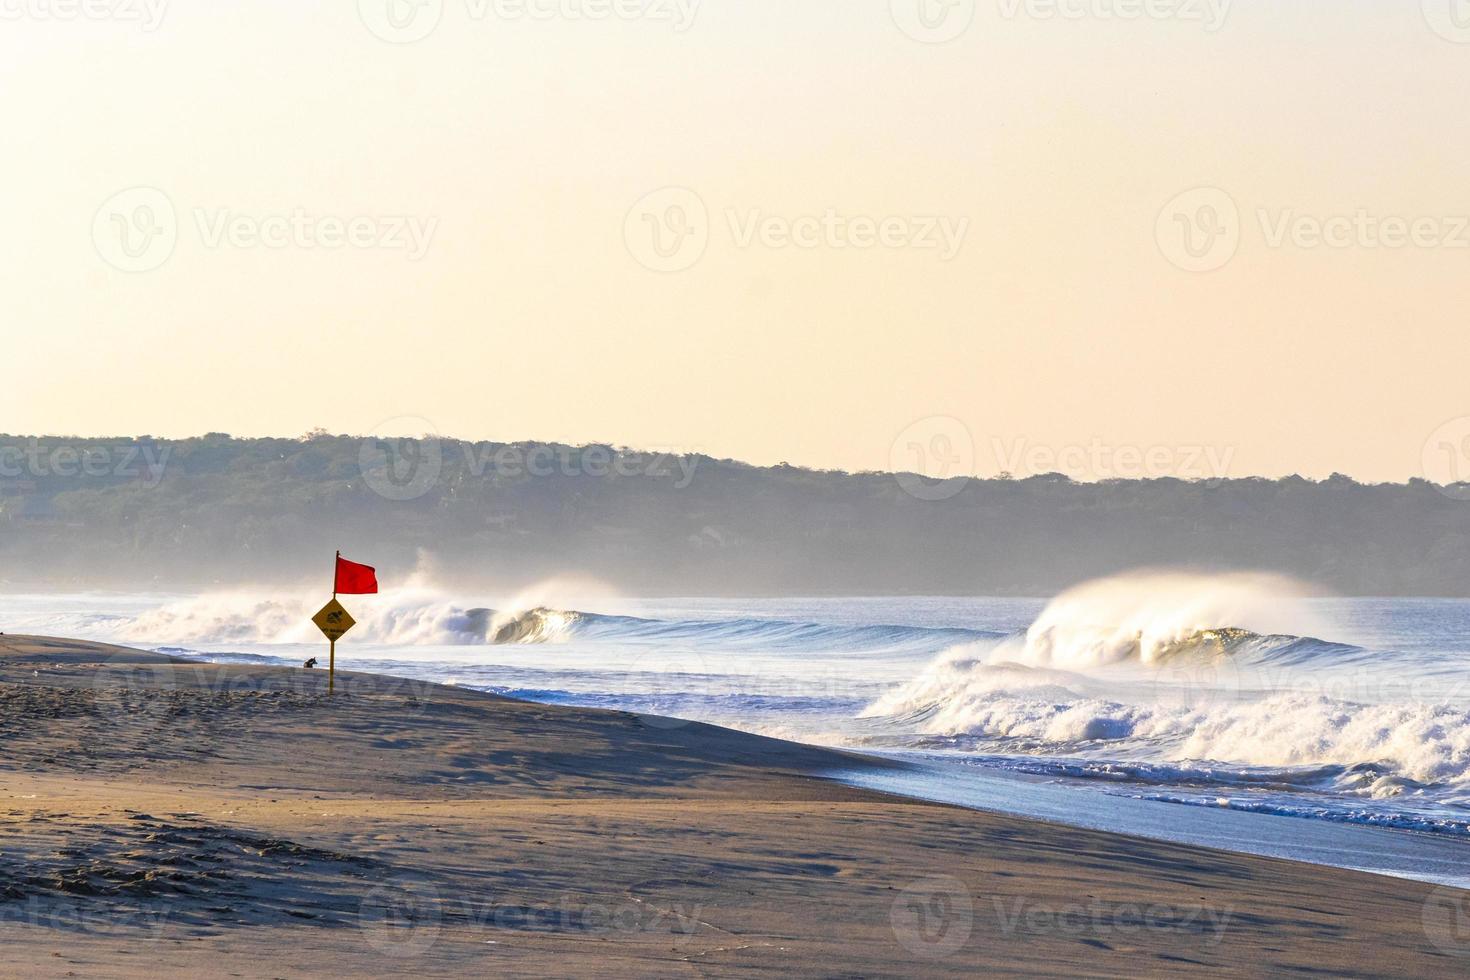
[{"x1": 3, "y1": 433, "x2": 1469, "y2": 595}]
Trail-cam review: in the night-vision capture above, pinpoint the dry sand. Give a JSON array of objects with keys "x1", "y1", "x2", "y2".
[{"x1": 0, "y1": 633, "x2": 1465, "y2": 978}]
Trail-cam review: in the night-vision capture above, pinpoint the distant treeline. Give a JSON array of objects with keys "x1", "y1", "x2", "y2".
[{"x1": 2, "y1": 432, "x2": 1469, "y2": 596}]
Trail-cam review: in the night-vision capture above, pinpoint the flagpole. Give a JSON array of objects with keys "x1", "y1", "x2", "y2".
[{"x1": 330, "y1": 550, "x2": 339, "y2": 695}]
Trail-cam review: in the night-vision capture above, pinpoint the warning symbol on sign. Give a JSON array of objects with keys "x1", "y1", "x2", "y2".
[{"x1": 312, "y1": 599, "x2": 356, "y2": 642}]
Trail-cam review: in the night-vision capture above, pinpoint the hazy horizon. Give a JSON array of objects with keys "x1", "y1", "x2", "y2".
[
  {"x1": 5, "y1": 433, "x2": 1469, "y2": 596},
  {"x1": 7, "y1": 2, "x2": 1470, "y2": 486},
  {"x1": 0, "y1": 428, "x2": 1464, "y2": 488}
]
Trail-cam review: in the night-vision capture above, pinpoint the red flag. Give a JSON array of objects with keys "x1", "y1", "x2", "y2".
[{"x1": 335, "y1": 554, "x2": 378, "y2": 595}]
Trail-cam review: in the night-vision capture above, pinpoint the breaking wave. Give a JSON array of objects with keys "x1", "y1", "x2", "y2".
[
  {"x1": 66, "y1": 592, "x2": 992, "y2": 652},
  {"x1": 864, "y1": 570, "x2": 1470, "y2": 804},
  {"x1": 1001, "y1": 569, "x2": 1335, "y2": 668}
]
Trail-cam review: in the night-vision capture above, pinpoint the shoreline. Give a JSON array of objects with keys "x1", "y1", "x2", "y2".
[
  {"x1": 1, "y1": 634, "x2": 1467, "y2": 977},
  {"x1": 828, "y1": 753, "x2": 1470, "y2": 890},
  {"x1": 149, "y1": 641, "x2": 1470, "y2": 885}
]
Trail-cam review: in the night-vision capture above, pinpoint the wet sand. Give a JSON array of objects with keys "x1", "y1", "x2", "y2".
[{"x1": 0, "y1": 634, "x2": 1465, "y2": 978}]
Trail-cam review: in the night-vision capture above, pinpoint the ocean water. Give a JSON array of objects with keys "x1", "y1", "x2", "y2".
[{"x1": 5, "y1": 572, "x2": 1470, "y2": 883}]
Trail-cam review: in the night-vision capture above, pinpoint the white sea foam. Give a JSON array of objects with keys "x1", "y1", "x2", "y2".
[
  {"x1": 8, "y1": 582, "x2": 1470, "y2": 839},
  {"x1": 1007, "y1": 569, "x2": 1326, "y2": 668},
  {"x1": 864, "y1": 570, "x2": 1470, "y2": 789}
]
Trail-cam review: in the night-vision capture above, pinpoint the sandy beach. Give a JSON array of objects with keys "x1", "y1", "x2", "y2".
[{"x1": 0, "y1": 633, "x2": 1463, "y2": 978}]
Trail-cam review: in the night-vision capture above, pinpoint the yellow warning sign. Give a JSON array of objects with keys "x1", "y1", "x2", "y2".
[{"x1": 312, "y1": 599, "x2": 356, "y2": 641}]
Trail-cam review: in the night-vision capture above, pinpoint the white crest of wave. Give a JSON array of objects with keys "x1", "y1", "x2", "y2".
[
  {"x1": 865, "y1": 570, "x2": 1470, "y2": 787},
  {"x1": 884, "y1": 685, "x2": 1470, "y2": 789},
  {"x1": 485, "y1": 575, "x2": 619, "y2": 645},
  {"x1": 1172, "y1": 696, "x2": 1470, "y2": 789},
  {"x1": 119, "y1": 590, "x2": 468, "y2": 645},
  {"x1": 867, "y1": 568, "x2": 1326, "y2": 721},
  {"x1": 115, "y1": 574, "x2": 622, "y2": 646},
  {"x1": 860, "y1": 648, "x2": 1087, "y2": 721},
  {"x1": 1015, "y1": 569, "x2": 1324, "y2": 669}
]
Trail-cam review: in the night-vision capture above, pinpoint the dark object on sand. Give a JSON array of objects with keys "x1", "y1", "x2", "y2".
[{"x1": 303, "y1": 658, "x2": 318, "y2": 669}]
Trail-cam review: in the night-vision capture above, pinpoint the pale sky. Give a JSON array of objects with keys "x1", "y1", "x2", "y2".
[{"x1": 5, "y1": 1, "x2": 1470, "y2": 484}]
